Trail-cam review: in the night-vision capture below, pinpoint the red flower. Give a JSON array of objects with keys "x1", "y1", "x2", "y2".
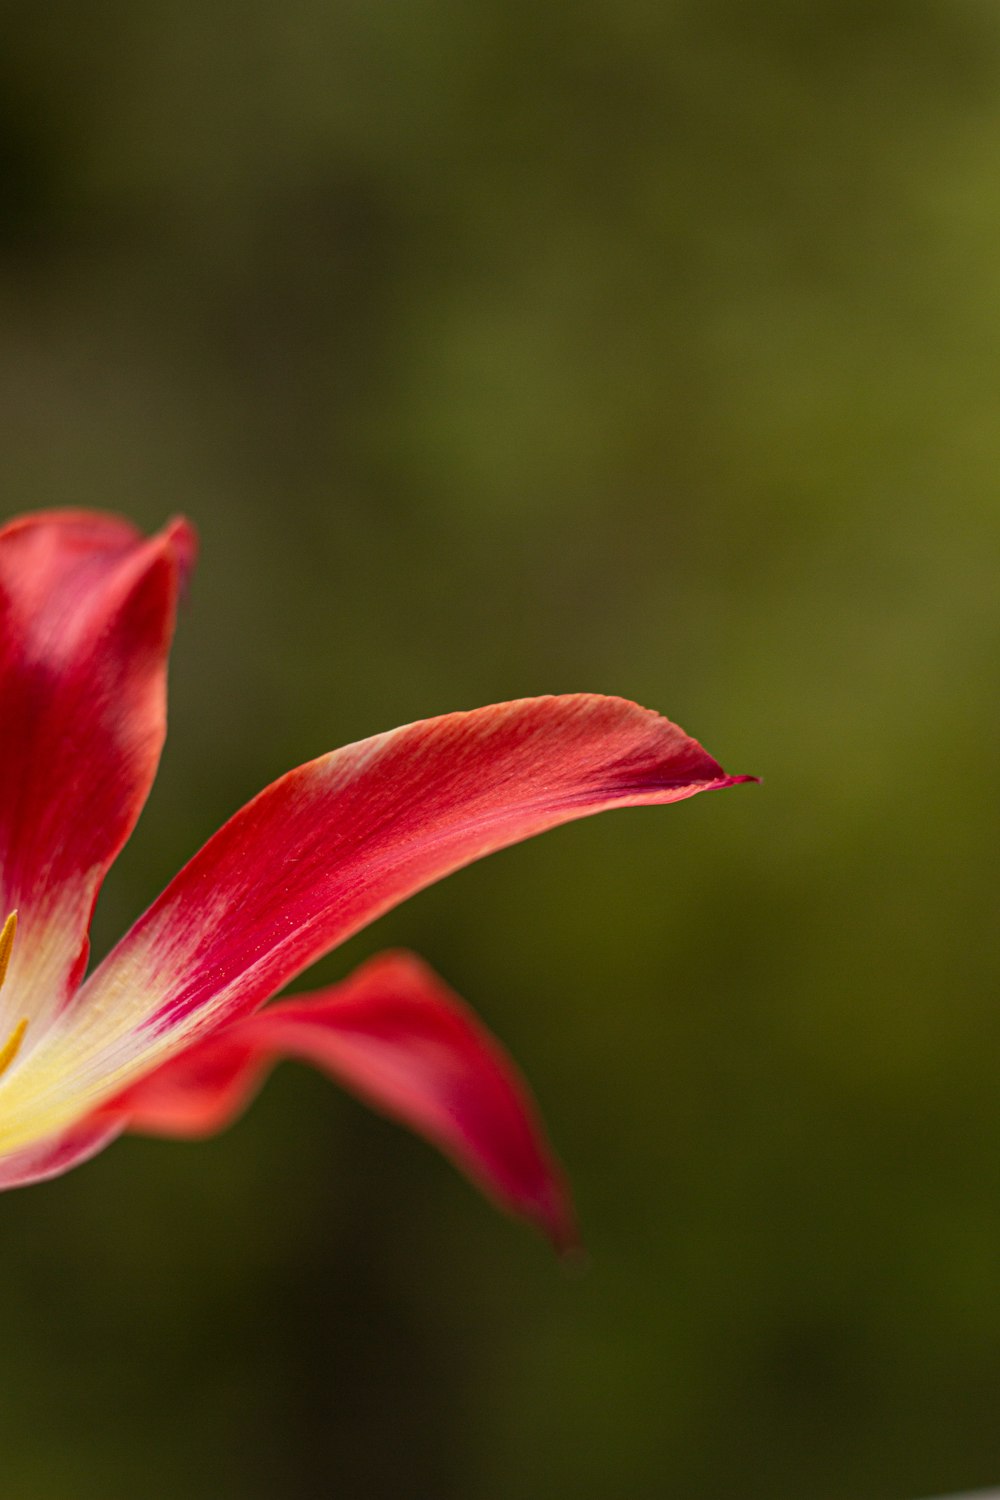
[{"x1": 0, "y1": 511, "x2": 753, "y2": 1249}]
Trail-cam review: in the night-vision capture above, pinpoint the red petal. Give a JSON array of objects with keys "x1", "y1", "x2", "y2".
[
  {"x1": 110, "y1": 951, "x2": 577, "y2": 1250},
  {"x1": 0, "y1": 1114, "x2": 124, "y2": 1190},
  {"x1": 81, "y1": 694, "x2": 752, "y2": 1048},
  {"x1": 0, "y1": 510, "x2": 195, "y2": 1013}
]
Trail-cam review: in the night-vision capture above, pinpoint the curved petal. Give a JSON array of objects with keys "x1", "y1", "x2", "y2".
[
  {"x1": 10, "y1": 695, "x2": 752, "y2": 1146},
  {"x1": 0, "y1": 510, "x2": 195, "y2": 1025},
  {"x1": 106, "y1": 951, "x2": 577, "y2": 1250},
  {"x1": 87, "y1": 694, "x2": 751, "y2": 1039},
  {"x1": 0, "y1": 1114, "x2": 124, "y2": 1190}
]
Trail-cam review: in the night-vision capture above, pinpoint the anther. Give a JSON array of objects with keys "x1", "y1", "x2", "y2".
[
  {"x1": 0, "y1": 911, "x2": 17, "y2": 992},
  {"x1": 0, "y1": 1017, "x2": 27, "y2": 1079}
]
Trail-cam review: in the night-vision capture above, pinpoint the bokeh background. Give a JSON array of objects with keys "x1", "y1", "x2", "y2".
[{"x1": 0, "y1": 3, "x2": 998, "y2": 1497}]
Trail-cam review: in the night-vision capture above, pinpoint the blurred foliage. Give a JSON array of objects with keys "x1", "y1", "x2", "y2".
[{"x1": 1, "y1": 1, "x2": 999, "y2": 1496}]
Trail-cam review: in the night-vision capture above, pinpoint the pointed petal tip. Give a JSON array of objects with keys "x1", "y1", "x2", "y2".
[
  {"x1": 130, "y1": 516, "x2": 198, "y2": 601},
  {"x1": 159, "y1": 516, "x2": 198, "y2": 589},
  {"x1": 677, "y1": 770, "x2": 760, "y2": 794},
  {"x1": 0, "y1": 507, "x2": 198, "y2": 1009},
  {"x1": 112, "y1": 949, "x2": 583, "y2": 1253},
  {"x1": 529, "y1": 1182, "x2": 582, "y2": 1259},
  {"x1": 0, "y1": 507, "x2": 198, "y2": 577}
]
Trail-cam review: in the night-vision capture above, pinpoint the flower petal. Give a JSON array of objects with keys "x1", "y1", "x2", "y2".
[
  {"x1": 107, "y1": 951, "x2": 577, "y2": 1249},
  {"x1": 23, "y1": 695, "x2": 751, "y2": 1135},
  {"x1": 0, "y1": 510, "x2": 195, "y2": 1023},
  {"x1": 0, "y1": 1114, "x2": 124, "y2": 1190}
]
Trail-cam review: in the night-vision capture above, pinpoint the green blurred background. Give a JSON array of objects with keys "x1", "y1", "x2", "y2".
[{"x1": 0, "y1": 2, "x2": 998, "y2": 1496}]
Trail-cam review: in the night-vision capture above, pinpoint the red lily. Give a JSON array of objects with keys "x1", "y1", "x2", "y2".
[{"x1": 0, "y1": 511, "x2": 753, "y2": 1248}]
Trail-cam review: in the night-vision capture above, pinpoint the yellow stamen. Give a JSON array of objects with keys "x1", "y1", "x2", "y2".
[
  {"x1": 0, "y1": 915, "x2": 27, "y2": 1078},
  {"x1": 0, "y1": 1017, "x2": 27, "y2": 1079},
  {"x1": 0, "y1": 910, "x2": 16, "y2": 991}
]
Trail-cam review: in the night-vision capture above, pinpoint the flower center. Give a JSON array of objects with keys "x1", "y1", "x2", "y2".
[{"x1": 0, "y1": 911, "x2": 28, "y2": 1079}]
